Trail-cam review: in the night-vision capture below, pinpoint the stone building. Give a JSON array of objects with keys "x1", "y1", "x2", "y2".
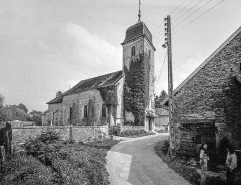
[
  {"x1": 44, "y1": 15, "x2": 156, "y2": 130},
  {"x1": 154, "y1": 108, "x2": 169, "y2": 131},
  {"x1": 162, "y1": 26, "x2": 241, "y2": 153}
]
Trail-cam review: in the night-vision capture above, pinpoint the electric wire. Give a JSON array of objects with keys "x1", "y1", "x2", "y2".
[
  {"x1": 153, "y1": 0, "x2": 189, "y2": 38},
  {"x1": 172, "y1": 0, "x2": 204, "y2": 24},
  {"x1": 172, "y1": 0, "x2": 213, "y2": 30},
  {"x1": 173, "y1": 0, "x2": 224, "y2": 35},
  {"x1": 155, "y1": 52, "x2": 168, "y2": 91},
  {"x1": 153, "y1": 21, "x2": 165, "y2": 37},
  {"x1": 172, "y1": 0, "x2": 194, "y2": 18},
  {"x1": 154, "y1": 30, "x2": 165, "y2": 44}
]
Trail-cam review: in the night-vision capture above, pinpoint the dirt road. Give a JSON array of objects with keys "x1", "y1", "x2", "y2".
[{"x1": 106, "y1": 133, "x2": 190, "y2": 185}]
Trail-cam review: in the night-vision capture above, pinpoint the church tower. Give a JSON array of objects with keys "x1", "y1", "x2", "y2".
[{"x1": 121, "y1": 3, "x2": 156, "y2": 129}]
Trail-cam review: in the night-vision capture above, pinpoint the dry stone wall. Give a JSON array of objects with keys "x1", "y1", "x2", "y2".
[{"x1": 12, "y1": 126, "x2": 108, "y2": 147}]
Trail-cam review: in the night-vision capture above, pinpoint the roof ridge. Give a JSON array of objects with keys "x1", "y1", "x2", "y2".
[{"x1": 161, "y1": 25, "x2": 241, "y2": 105}]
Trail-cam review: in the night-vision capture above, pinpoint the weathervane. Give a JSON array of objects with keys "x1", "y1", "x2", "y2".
[{"x1": 138, "y1": 0, "x2": 141, "y2": 22}]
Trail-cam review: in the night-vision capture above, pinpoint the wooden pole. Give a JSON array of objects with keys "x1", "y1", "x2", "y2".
[{"x1": 166, "y1": 15, "x2": 175, "y2": 156}]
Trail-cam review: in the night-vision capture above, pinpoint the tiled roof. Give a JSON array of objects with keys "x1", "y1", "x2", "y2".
[
  {"x1": 162, "y1": 26, "x2": 241, "y2": 105},
  {"x1": 122, "y1": 21, "x2": 154, "y2": 48},
  {"x1": 47, "y1": 70, "x2": 123, "y2": 104}
]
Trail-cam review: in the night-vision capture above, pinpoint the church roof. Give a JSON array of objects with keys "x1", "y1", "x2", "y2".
[
  {"x1": 161, "y1": 26, "x2": 241, "y2": 106},
  {"x1": 122, "y1": 21, "x2": 153, "y2": 46},
  {"x1": 47, "y1": 70, "x2": 123, "y2": 104}
]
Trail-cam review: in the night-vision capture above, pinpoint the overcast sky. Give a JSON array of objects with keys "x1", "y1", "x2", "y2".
[{"x1": 0, "y1": 0, "x2": 241, "y2": 111}]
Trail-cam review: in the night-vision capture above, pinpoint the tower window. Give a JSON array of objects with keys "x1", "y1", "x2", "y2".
[
  {"x1": 131, "y1": 46, "x2": 135, "y2": 56},
  {"x1": 84, "y1": 105, "x2": 88, "y2": 118},
  {"x1": 102, "y1": 104, "x2": 106, "y2": 117}
]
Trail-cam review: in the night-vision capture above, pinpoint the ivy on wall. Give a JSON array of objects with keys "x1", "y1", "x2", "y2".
[
  {"x1": 124, "y1": 52, "x2": 151, "y2": 126},
  {"x1": 98, "y1": 85, "x2": 118, "y2": 122}
]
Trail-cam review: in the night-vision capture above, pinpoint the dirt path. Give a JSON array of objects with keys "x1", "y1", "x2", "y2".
[{"x1": 106, "y1": 133, "x2": 191, "y2": 185}]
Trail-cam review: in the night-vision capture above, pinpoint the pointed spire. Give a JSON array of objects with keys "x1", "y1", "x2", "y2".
[{"x1": 138, "y1": 0, "x2": 141, "y2": 22}]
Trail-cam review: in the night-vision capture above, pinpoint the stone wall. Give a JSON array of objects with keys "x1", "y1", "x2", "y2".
[
  {"x1": 120, "y1": 126, "x2": 145, "y2": 133},
  {"x1": 173, "y1": 30, "x2": 241, "y2": 149},
  {"x1": 116, "y1": 77, "x2": 124, "y2": 124},
  {"x1": 12, "y1": 126, "x2": 108, "y2": 147},
  {"x1": 62, "y1": 89, "x2": 106, "y2": 126}
]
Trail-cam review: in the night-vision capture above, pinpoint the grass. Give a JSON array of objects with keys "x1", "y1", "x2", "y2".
[
  {"x1": 154, "y1": 141, "x2": 241, "y2": 185},
  {"x1": 0, "y1": 139, "x2": 119, "y2": 185}
]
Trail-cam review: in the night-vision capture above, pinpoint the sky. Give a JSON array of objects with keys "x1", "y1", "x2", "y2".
[{"x1": 0, "y1": 0, "x2": 241, "y2": 112}]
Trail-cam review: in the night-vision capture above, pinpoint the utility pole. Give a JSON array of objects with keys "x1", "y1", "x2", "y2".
[{"x1": 163, "y1": 15, "x2": 175, "y2": 156}]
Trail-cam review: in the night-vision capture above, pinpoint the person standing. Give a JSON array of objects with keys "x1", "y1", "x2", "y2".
[
  {"x1": 199, "y1": 143, "x2": 209, "y2": 185},
  {"x1": 226, "y1": 145, "x2": 237, "y2": 185}
]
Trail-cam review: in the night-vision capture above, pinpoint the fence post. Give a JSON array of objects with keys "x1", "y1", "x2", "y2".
[{"x1": 69, "y1": 126, "x2": 73, "y2": 143}]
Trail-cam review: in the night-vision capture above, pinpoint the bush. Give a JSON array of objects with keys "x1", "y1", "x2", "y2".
[
  {"x1": 21, "y1": 129, "x2": 66, "y2": 166},
  {"x1": 162, "y1": 138, "x2": 170, "y2": 154},
  {"x1": 120, "y1": 129, "x2": 147, "y2": 137},
  {"x1": 0, "y1": 153, "x2": 54, "y2": 185}
]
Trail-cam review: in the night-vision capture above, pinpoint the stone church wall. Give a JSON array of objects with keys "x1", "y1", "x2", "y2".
[
  {"x1": 173, "y1": 31, "x2": 241, "y2": 149},
  {"x1": 62, "y1": 89, "x2": 106, "y2": 126},
  {"x1": 123, "y1": 38, "x2": 143, "y2": 71},
  {"x1": 144, "y1": 37, "x2": 155, "y2": 109},
  {"x1": 116, "y1": 77, "x2": 124, "y2": 124}
]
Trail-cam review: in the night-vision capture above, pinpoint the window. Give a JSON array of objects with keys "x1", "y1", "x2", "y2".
[
  {"x1": 69, "y1": 107, "x2": 73, "y2": 119},
  {"x1": 102, "y1": 104, "x2": 106, "y2": 117},
  {"x1": 149, "y1": 49, "x2": 151, "y2": 59},
  {"x1": 131, "y1": 46, "x2": 135, "y2": 56},
  {"x1": 84, "y1": 105, "x2": 88, "y2": 118},
  {"x1": 239, "y1": 63, "x2": 241, "y2": 72}
]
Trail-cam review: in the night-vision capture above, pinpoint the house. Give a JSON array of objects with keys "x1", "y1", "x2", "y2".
[
  {"x1": 154, "y1": 108, "x2": 169, "y2": 131},
  {"x1": 162, "y1": 26, "x2": 241, "y2": 156},
  {"x1": 44, "y1": 13, "x2": 157, "y2": 131}
]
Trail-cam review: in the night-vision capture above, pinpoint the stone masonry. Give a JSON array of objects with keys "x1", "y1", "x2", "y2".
[{"x1": 172, "y1": 28, "x2": 241, "y2": 148}]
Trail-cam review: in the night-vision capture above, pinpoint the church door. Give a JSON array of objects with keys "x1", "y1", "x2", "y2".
[{"x1": 148, "y1": 118, "x2": 152, "y2": 131}]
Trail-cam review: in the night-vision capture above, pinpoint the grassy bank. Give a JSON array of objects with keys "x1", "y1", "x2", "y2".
[{"x1": 0, "y1": 130, "x2": 119, "y2": 185}]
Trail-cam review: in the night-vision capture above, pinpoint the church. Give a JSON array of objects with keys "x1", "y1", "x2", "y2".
[{"x1": 44, "y1": 10, "x2": 157, "y2": 131}]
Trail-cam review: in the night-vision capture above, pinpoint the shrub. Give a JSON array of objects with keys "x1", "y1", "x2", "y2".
[
  {"x1": 22, "y1": 129, "x2": 63, "y2": 165},
  {"x1": 120, "y1": 129, "x2": 147, "y2": 137},
  {"x1": 162, "y1": 138, "x2": 170, "y2": 154},
  {"x1": 0, "y1": 153, "x2": 54, "y2": 185}
]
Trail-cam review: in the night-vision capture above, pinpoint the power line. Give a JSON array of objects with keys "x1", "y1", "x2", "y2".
[
  {"x1": 170, "y1": 0, "x2": 189, "y2": 15},
  {"x1": 173, "y1": 0, "x2": 224, "y2": 35},
  {"x1": 153, "y1": 21, "x2": 164, "y2": 37},
  {"x1": 172, "y1": 0, "x2": 194, "y2": 18},
  {"x1": 172, "y1": 0, "x2": 213, "y2": 30},
  {"x1": 172, "y1": 0, "x2": 204, "y2": 24},
  {"x1": 154, "y1": 35, "x2": 165, "y2": 47},
  {"x1": 155, "y1": 52, "x2": 168, "y2": 90},
  {"x1": 153, "y1": 30, "x2": 165, "y2": 44},
  {"x1": 153, "y1": 0, "x2": 188, "y2": 38}
]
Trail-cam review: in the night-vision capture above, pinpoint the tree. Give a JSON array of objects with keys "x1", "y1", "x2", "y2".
[
  {"x1": 56, "y1": 91, "x2": 62, "y2": 98},
  {"x1": 0, "y1": 93, "x2": 4, "y2": 108},
  {"x1": 30, "y1": 110, "x2": 42, "y2": 126},
  {"x1": 18, "y1": 103, "x2": 28, "y2": 113},
  {"x1": 155, "y1": 90, "x2": 168, "y2": 108},
  {"x1": 159, "y1": 90, "x2": 168, "y2": 102}
]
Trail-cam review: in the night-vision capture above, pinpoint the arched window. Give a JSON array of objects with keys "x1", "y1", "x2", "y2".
[
  {"x1": 84, "y1": 105, "x2": 88, "y2": 118},
  {"x1": 131, "y1": 46, "x2": 135, "y2": 56},
  {"x1": 102, "y1": 104, "x2": 106, "y2": 117}
]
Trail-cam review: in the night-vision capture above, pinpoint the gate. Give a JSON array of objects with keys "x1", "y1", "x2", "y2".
[{"x1": 0, "y1": 122, "x2": 12, "y2": 162}]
